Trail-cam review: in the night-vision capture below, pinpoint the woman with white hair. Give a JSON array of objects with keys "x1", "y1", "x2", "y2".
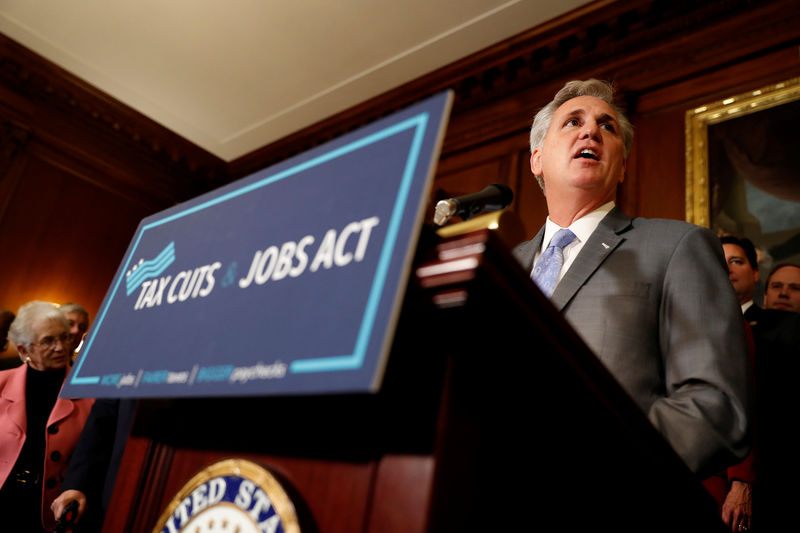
[{"x1": 0, "y1": 301, "x2": 94, "y2": 532}]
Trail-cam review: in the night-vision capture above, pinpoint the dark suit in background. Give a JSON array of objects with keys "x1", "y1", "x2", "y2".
[
  {"x1": 58, "y1": 398, "x2": 137, "y2": 532},
  {"x1": 743, "y1": 305, "x2": 800, "y2": 531}
]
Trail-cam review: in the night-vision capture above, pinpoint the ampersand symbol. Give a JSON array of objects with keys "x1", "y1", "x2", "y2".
[{"x1": 221, "y1": 261, "x2": 237, "y2": 287}]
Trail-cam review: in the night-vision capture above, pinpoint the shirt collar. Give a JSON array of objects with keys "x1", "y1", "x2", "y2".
[{"x1": 541, "y1": 201, "x2": 615, "y2": 249}]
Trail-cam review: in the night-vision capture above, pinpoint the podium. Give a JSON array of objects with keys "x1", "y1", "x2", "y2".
[{"x1": 101, "y1": 227, "x2": 726, "y2": 532}]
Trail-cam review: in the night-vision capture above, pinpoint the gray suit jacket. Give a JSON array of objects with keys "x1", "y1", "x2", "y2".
[{"x1": 514, "y1": 207, "x2": 750, "y2": 475}]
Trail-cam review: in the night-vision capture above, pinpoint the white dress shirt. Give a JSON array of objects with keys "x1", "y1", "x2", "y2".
[{"x1": 533, "y1": 201, "x2": 615, "y2": 286}]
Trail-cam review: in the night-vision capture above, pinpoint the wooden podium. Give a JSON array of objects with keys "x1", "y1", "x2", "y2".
[{"x1": 102, "y1": 227, "x2": 726, "y2": 532}]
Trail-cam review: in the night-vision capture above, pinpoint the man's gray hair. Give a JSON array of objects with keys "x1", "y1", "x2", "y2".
[
  {"x1": 8, "y1": 301, "x2": 67, "y2": 347},
  {"x1": 529, "y1": 79, "x2": 634, "y2": 190},
  {"x1": 60, "y1": 302, "x2": 89, "y2": 320}
]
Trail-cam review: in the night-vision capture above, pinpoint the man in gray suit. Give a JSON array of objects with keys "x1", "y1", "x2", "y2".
[{"x1": 514, "y1": 79, "x2": 750, "y2": 481}]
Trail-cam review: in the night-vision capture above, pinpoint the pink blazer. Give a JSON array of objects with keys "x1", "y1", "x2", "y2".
[{"x1": 0, "y1": 365, "x2": 94, "y2": 531}]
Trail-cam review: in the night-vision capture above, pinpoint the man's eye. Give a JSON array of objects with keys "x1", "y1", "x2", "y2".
[
  {"x1": 601, "y1": 123, "x2": 616, "y2": 132},
  {"x1": 565, "y1": 118, "x2": 580, "y2": 126}
]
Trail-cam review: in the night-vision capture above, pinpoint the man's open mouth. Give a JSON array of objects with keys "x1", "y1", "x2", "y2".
[{"x1": 575, "y1": 148, "x2": 599, "y2": 161}]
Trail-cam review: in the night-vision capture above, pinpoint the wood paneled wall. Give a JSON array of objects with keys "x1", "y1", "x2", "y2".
[
  {"x1": 0, "y1": 37, "x2": 226, "y2": 319},
  {"x1": 1, "y1": 0, "x2": 800, "y2": 318},
  {"x1": 230, "y1": 0, "x2": 800, "y2": 238}
]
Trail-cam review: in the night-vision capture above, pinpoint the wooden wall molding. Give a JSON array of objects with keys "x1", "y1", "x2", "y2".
[
  {"x1": 3, "y1": 0, "x2": 797, "y2": 190},
  {"x1": 0, "y1": 35, "x2": 227, "y2": 197},
  {"x1": 0, "y1": 119, "x2": 28, "y2": 173},
  {"x1": 229, "y1": 0, "x2": 798, "y2": 178},
  {"x1": 0, "y1": 120, "x2": 29, "y2": 223}
]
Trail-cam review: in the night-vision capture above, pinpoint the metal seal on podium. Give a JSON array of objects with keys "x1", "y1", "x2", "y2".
[{"x1": 152, "y1": 458, "x2": 302, "y2": 533}]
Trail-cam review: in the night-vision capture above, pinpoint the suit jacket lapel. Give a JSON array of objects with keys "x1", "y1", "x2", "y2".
[
  {"x1": 551, "y1": 207, "x2": 631, "y2": 311},
  {"x1": 743, "y1": 304, "x2": 762, "y2": 326},
  {"x1": 515, "y1": 226, "x2": 545, "y2": 271},
  {"x1": 48, "y1": 376, "x2": 74, "y2": 425}
]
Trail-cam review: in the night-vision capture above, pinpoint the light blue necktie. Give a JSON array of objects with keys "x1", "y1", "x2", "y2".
[{"x1": 532, "y1": 228, "x2": 576, "y2": 297}]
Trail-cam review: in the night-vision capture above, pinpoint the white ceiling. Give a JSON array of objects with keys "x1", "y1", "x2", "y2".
[{"x1": 0, "y1": 0, "x2": 588, "y2": 161}]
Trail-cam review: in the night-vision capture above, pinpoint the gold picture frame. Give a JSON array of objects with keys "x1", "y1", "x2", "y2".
[
  {"x1": 685, "y1": 76, "x2": 800, "y2": 228},
  {"x1": 685, "y1": 76, "x2": 800, "y2": 280}
]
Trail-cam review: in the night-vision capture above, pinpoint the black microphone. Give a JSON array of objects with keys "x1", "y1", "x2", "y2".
[{"x1": 433, "y1": 183, "x2": 513, "y2": 226}]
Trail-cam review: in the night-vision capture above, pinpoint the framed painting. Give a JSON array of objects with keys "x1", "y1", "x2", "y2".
[{"x1": 686, "y1": 77, "x2": 800, "y2": 295}]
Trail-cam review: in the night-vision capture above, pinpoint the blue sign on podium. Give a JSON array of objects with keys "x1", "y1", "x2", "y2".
[{"x1": 62, "y1": 91, "x2": 453, "y2": 398}]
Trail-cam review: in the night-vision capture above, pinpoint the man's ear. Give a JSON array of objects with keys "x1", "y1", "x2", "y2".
[
  {"x1": 754, "y1": 269, "x2": 760, "y2": 283},
  {"x1": 530, "y1": 150, "x2": 542, "y2": 176},
  {"x1": 619, "y1": 159, "x2": 627, "y2": 185}
]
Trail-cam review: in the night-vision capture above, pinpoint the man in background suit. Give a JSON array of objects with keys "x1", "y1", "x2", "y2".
[
  {"x1": 721, "y1": 236, "x2": 762, "y2": 319},
  {"x1": 711, "y1": 235, "x2": 761, "y2": 530},
  {"x1": 721, "y1": 237, "x2": 800, "y2": 531},
  {"x1": 513, "y1": 80, "x2": 750, "y2": 488},
  {"x1": 763, "y1": 262, "x2": 800, "y2": 314},
  {"x1": 722, "y1": 236, "x2": 800, "y2": 350}
]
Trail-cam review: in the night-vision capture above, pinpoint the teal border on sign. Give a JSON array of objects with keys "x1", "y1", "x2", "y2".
[{"x1": 70, "y1": 112, "x2": 429, "y2": 385}]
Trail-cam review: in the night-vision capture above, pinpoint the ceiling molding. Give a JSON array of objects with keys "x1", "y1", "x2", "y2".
[
  {"x1": 229, "y1": 0, "x2": 797, "y2": 178},
  {"x1": 2, "y1": 0, "x2": 797, "y2": 197},
  {"x1": 0, "y1": 35, "x2": 227, "y2": 191}
]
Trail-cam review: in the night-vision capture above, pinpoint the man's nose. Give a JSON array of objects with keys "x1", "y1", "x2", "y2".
[{"x1": 580, "y1": 122, "x2": 600, "y2": 140}]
